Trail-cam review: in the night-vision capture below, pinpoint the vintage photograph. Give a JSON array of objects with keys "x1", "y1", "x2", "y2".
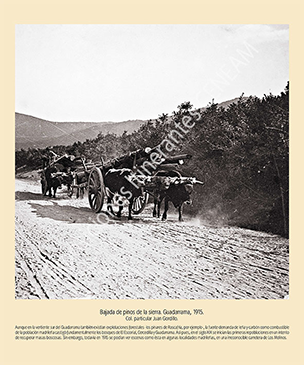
[{"x1": 15, "y1": 24, "x2": 289, "y2": 300}]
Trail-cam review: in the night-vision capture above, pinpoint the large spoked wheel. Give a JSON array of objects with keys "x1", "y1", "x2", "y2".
[
  {"x1": 88, "y1": 167, "x2": 105, "y2": 213},
  {"x1": 132, "y1": 192, "x2": 149, "y2": 215}
]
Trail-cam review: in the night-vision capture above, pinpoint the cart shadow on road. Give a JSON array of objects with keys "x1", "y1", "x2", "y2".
[
  {"x1": 16, "y1": 189, "x2": 185, "y2": 225},
  {"x1": 28, "y1": 200, "x2": 176, "y2": 226},
  {"x1": 15, "y1": 191, "x2": 48, "y2": 201},
  {"x1": 15, "y1": 190, "x2": 70, "y2": 201},
  {"x1": 29, "y1": 202, "x2": 105, "y2": 224}
]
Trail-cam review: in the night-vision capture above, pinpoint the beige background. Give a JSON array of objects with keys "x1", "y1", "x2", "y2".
[{"x1": 1, "y1": 0, "x2": 303, "y2": 364}]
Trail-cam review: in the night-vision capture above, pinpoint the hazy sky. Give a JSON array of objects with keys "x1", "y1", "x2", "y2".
[{"x1": 15, "y1": 24, "x2": 289, "y2": 122}]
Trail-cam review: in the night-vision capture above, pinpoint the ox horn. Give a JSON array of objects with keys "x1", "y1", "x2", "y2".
[{"x1": 195, "y1": 180, "x2": 205, "y2": 185}]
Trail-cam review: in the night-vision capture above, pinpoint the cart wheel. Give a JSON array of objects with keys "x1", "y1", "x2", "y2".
[
  {"x1": 88, "y1": 167, "x2": 105, "y2": 213},
  {"x1": 132, "y1": 192, "x2": 149, "y2": 214}
]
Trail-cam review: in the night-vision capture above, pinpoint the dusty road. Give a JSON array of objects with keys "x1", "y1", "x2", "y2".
[{"x1": 15, "y1": 178, "x2": 289, "y2": 300}]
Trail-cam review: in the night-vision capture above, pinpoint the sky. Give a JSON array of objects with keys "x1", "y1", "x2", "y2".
[{"x1": 15, "y1": 24, "x2": 289, "y2": 123}]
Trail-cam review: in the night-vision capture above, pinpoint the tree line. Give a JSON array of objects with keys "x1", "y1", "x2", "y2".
[{"x1": 16, "y1": 83, "x2": 289, "y2": 237}]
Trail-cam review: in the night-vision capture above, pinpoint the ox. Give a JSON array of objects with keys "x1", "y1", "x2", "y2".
[
  {"x1": 60, "y1": 173, "x2": 74, "y2": 193},
  {"x1": 69, "y1": 171, "x2": 88, "y2": 199},
  {"x1": 42, "y1": 166, "x2": 62, "y2": 198},
  {"x1": 104, "y1": 168, "x2": 144, "y2": 220},
  {"x1": 153, "y1": 170, "x2": 194, "y2": 222}
]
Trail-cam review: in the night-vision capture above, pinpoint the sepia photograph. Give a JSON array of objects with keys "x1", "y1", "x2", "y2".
[{"x1": 15, "y1": 24, "x2": 289, "y2": 300}]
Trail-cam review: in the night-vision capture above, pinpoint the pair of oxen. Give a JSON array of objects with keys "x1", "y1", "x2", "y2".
[
  {"x1": 104, "y1": 169, "x2": 196, "y2": 221},
  {"x1": 41, "y1": 165, "x2": 86, "y2": 199}
]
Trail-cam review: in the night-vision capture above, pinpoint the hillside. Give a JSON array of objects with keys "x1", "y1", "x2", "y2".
[
  {"x1": 15, "y1": 98, "x2": 245, "y2": 151},
  {"x1": 15, "y1": 113, "x2": 146, "y2": 150}
]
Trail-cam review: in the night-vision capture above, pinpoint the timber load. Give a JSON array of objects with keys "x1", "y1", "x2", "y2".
[
  {"x1": 127, "y1": 174, "x2": 205, "y2": 190},
  {"x1": 100, "y1": 148, "x2": 192, "y2": 172}
]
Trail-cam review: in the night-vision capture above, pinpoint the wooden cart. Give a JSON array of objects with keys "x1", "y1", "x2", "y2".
[{"x1": 86, "y1": 147, "x2": 193, "y2": 215}]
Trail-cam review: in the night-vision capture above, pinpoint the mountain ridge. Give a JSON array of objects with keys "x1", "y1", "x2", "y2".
[
  {"x1": 15, "y1": 97, "x2": 245, "y2": 151},
  {"x1": 15, "y1": 113, "x2": 147, "y2": 150}
]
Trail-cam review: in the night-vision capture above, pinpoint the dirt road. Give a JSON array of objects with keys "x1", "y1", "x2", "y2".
[{"x1": 15, "y1": 178, "x2": 289, "y2": 300}]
